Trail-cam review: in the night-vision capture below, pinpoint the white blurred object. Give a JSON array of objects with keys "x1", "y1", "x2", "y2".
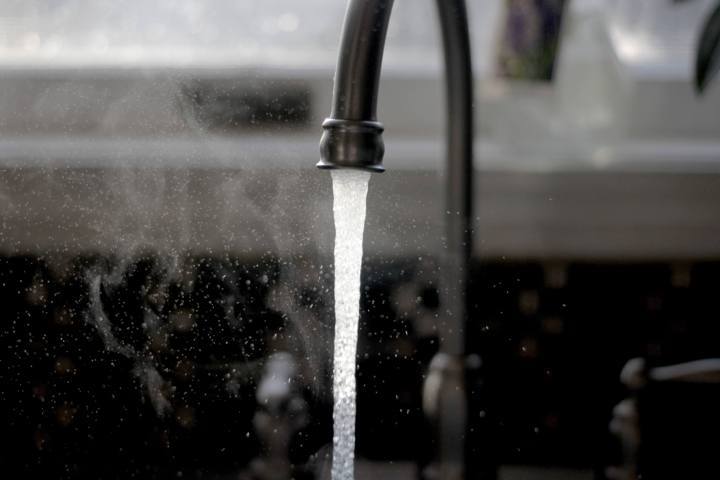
[
  {"x1": 606, "y1": 0, "x2": 717, "y2": 79},
  {"x1": 554, "y1": 0, "x2": 720, "y2": 138}
]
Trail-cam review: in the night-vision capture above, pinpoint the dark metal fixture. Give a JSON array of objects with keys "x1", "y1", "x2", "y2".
[
  {"x1": 609, "y1": 357, "x2": 720, "y2": 479},
  {"x1": 317, "y1": 1, "x2": 474, "y2": 478}
]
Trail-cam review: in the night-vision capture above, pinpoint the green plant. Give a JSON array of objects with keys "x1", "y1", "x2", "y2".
[
  {"x1": 677, "y1": 0, "x2": 720, "y2": 91},
  {"x1": 695, "y1": 1, "x2": 720, "y2": 93}
]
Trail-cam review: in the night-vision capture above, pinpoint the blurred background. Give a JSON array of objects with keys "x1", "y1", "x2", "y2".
[{"x1": 1, "y1": 0, "x2": 719, "y2": 478}]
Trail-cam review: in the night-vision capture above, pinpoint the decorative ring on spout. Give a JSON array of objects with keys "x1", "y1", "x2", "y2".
[{"x1": 318, "y1": 119, "x2": 385, "y2": 172}]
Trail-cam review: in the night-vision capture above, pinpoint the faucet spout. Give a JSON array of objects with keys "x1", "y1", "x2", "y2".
[
  {"x1": 317, "y1": 0, "x2": 473, "y2": 186},
  {"x1": 317, "y1": 0, "x2": 395, "y2": 172}
]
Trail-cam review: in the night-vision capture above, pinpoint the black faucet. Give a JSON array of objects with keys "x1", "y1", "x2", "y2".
[{"x1": 317, "y1": 1, "x2": 474, "y2": 479}]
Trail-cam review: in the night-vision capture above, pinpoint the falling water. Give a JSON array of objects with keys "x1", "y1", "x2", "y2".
[{"x1": 330, "y1": 169, "x2": 371, "y2": 480}]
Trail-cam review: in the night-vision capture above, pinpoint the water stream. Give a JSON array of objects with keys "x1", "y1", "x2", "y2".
[{"x1": 330, "y1": 169, "x2": 371, "y2": 480}]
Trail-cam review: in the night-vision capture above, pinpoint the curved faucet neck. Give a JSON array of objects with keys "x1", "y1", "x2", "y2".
[{"x1": 330, "y1": 0, "x2": 395, "y2": 121}]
